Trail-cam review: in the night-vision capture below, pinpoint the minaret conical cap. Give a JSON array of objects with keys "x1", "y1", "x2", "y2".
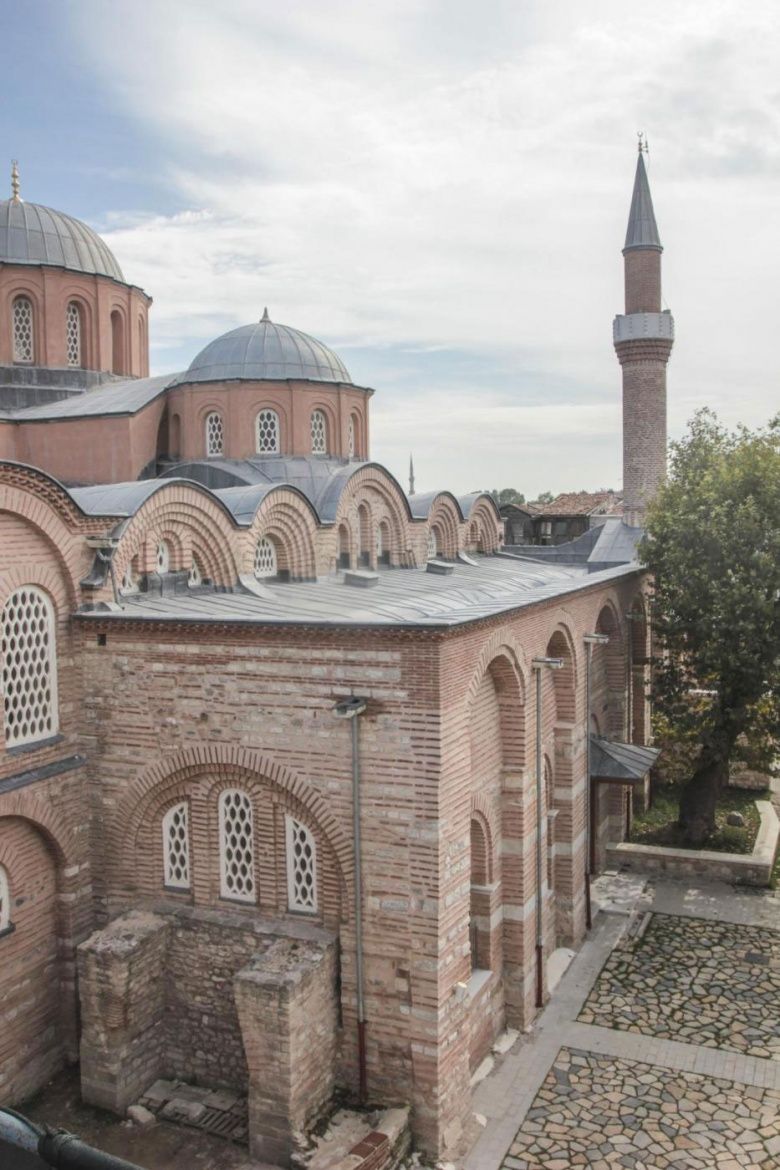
[{"x1": 624, "y1": 153, "x2": 662, "y2": 252}]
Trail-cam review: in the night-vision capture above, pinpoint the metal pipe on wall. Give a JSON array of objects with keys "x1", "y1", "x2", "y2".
[
  {"x1": 583, "y1": 633, "x2": 609, "y2": 929},
  {"x1": 531, "y1": 656, "x2": 562, "y2": 1009}
]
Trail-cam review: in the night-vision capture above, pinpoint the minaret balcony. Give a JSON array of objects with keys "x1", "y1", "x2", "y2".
[{"x1": 613, "y1": 310, "x2": 674, "y2": 343}]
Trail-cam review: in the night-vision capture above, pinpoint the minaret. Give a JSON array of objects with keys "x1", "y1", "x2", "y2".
[{"x1": 614, "y1": 138, "x2": 674, "y2": 527}]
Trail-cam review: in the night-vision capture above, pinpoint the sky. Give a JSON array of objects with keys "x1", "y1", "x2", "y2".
[{"x1": 3, "y1": 1, "x2": 779, "y2": 496}]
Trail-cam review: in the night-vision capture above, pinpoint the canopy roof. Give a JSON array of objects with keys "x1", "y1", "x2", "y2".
[{"x1": 590, "y1": 735, "x2": 660, "y2": 783}]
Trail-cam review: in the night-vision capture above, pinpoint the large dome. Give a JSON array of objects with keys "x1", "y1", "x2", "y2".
[
  {"x1": 173, "y1": 311, "x2": 352, "y2": 386},
  {"x1": 0, "y1": 198, "x2": 124, "y2": 282}
]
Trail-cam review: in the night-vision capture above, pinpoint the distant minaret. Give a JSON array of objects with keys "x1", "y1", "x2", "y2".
[
  {"x1": 409, "y1": 453, "x2": 415, "y2": 496},
  {"x1": 613, "y1": 136, "x2": 674, "y2": 527}
]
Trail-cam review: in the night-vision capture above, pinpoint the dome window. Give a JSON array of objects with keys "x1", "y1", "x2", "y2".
[
  {"x1": 205, "y1": 412, "x2": 224, "y2": 457},
  {"x1": 1, "y1": 586, "x2": 58, "y2": 748},
  {"x1": 66, "y1": 302, "x2": 83, "y2": 368},
  {"x1": 254, "y1": 537, "x2": 278, "y2": 579},
  {"x1": 156, "y1": 541, "x2": 170, "y2": 574},
  {"x1": 218, "y1": 789, "x2": 255, "y2": 902},
  {"x1": 256, "y1": 409, "x2": 280, "y2": 454},
  {"x1": 111, "y1": 310, "x2": 125, "y2": 376},
  {"x1": 311, "y1": 410, "x2": 328, "y2": 455},
  {"x1": 162, "y1": 802, "x2": 190, "y2": 891},
  {"x1": 12, "y1": 297, "x2": 34, "y2": 363},
  {"x1": 348, "y1": 415, "x2": 355, "y2": 458}
]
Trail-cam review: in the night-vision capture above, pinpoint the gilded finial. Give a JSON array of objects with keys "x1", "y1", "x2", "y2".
[
  {"x1": 260, "y1": 306, "x2": 270, "y2": 322},
  {"x1": 637, "y1": 131, "x2": 649, "y2": 155},
  {"x1": 10, "y1": 159, "x2": 21, "y2": 203}
]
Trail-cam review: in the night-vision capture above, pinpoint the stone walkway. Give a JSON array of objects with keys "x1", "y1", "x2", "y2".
[
  {"x1": 578, "y1": 913, "x2": 780, "y2": 1060},
  {"x1": 465, "y1": 876, "x2": 780, "y2": 1170}
]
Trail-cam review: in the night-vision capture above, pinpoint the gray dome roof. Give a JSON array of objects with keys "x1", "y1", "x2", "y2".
[
  {"x1": 0, "y1": 198, "x2": 125, "y2": 281},
  {"x1": 173, "y1": 311, "x2": 352, "y2": 386}
]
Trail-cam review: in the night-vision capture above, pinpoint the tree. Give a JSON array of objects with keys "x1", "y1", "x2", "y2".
[
  {"x1": 490, "y1": 488, "x2": 526, "y2": 505},
  {"x1": 641, "y1": 409, "x2": 780, "y2": 844},
  {"x1": 533, "y1": 490, "x2": 554, "y2": 505}
]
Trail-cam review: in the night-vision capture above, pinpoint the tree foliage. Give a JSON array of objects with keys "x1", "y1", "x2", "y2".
[
  {"x1": 640, "y1": 409, "x2": 780, "y2": 843},
  {"x1": 491, "y1": 488, "x2": 526, "y2": 505}
]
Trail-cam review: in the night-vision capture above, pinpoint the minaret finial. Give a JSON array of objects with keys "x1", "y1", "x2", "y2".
[
  {"x1": 10, "y1": 160, "x2": 21, "y2": 203},
  {"x1": 260, "y1": 306, "x2": 270, "y2": 322},
  {"x1": 409, "y1": 453, "x2": 415, "y2": 496}
]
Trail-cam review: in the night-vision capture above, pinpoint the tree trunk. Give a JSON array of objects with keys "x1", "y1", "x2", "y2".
[{"x1": 678, "y1": 740, "x2": 730, "y2": 846}]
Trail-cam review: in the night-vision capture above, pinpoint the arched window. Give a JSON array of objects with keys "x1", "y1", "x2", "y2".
[
  {"x1": 205, "y1": 412, "x2": 224, "y2": 457},
  {"x1": 156, "y1": 541, "x2": 170, "y2": 574},
  {"x1": 218, "y1": 789, "x2": 255, "y2": 902},
  {"x1": 427, "y1": 527, "x2": 439, "y2": 560},
  {"x1": 138, "y1": 315, "x2": 146, "y2": 371},
  {"x1": 357, "y1": 503, "x2": 371, "y2": 567},
  {"x1": 469, "y1": 817, "x2": 491, "y2": 971},
  {"x1": 188, "y1": 558, "x2": 202, "y2": 588},
  {"x1": 120, "y1": 560, "x2": 138, "y2": 595},
  {"x1": 256, "y1": 409, "x2": 280, "y2": 454},
  {"x1": 338, "y1": 524, "x2": 350, "y2": 570},
  {"x1": 0, "y1": 865, "x2": 10, "y2": 933},
  {"x1": 162, "y1": 802, "x2": 190, "y2": 890},
  {"x1": 65, "y1": 302, "x2": 83, "y2": 368},
  {"x1": 311, "y1": 410, "x2": 328, "y2": 455},
  {"x1": 254, "y1": 537, "x2": 277, "y2": 579},
  {"x1": 111, "y1": 310, "x2": 124, "y2": 375},
  {"x1": 12, "y1": 296, "x2": 34, "y2": 363},
  {"x1": 347, "y1": 415, "x2": 356, "y2": 458},
  {"x1": 170, "y1": 413, "x2": 181, "y2": 459},
  {"x1": 285, "y1": 815, "x2": 317, "y2": 913},
  {"x1": 376, "y1": 520, "x2": 390, "y2": 565},
  {"x1": 1, "y1": 586, "x2": 58, "y2": 748}
]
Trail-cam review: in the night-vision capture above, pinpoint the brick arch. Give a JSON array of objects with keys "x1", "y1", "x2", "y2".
[
  {"x1": 109, "y1": 745, "x2": 354, "y2": 909},
  {"x1": 466, "y1": 640, "x2": 527, "y2": 770},
  {"x1": 113, "y1": 486, "x2": 239, "y2": 587},
  {"x1": 466, "y1": 496, "x2": 502, "y2": 554},
  {"x1": 427, "y1": 494, "x2": 461, "y2": 559},
  {"x1": 246, "y1": 489, "x2": 318, "y2": 580},
  {"x1": 470, "y1": 794, "x2": 498, "y2": 884},
  {"x1": 250, "y1": 402, "x2": 288, "y2": 453},
  {"x1": 0, "y1": 480, "x2": 91, "y2": 609},
  {"x1": 545, "y1": 624, "x2": 578, "y2": 724},
  {"x1": 0, "y1": 791, "x2": 77, "y2": 870},
  {"x1": 308, "y1": 401, "x2": 337, "y2": 454},
  {"x1": 335, "y1": 468, "x2": 411, "y2": 565}
]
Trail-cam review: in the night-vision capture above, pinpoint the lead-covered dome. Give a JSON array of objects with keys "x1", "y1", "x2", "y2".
[
  {"x1": 0, "y1": 198, "x2": 125, "y2": 282},
  {"x1": 173, "y1": 310, "x2": 352, "y2": 386}
]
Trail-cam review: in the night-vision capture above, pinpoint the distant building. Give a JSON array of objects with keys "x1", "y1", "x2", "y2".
[
  {"x1": 499, "y1": 500, "x2": 540, "y2": 543},
  {"x1": 535, "y1": 490, "x2": 623, "y2": 545},
  {"x1": 0, "y1": 147, "x2": 667, "y2": 1165}
]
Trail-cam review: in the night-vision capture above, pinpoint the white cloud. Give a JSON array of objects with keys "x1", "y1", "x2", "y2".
[{"x1": 75, "y1": 0, "x2": 780, "y2": 495}]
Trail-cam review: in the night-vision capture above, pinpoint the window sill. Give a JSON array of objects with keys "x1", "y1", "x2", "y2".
[
  {"x1": 6, "y1": 733, "x2": 65, "y2": 758},
  {"x1": 466, "y1": 968, "x2": 493, "y2": 1001}
]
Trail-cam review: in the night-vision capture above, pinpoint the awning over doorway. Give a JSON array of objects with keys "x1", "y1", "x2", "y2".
[{"x1": 590, "y1": 735, "x2": 660, "y2": 783}]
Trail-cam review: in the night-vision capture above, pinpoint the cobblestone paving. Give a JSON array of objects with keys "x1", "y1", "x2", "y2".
[
  {"x1": 578, "y1": 913, "x2": 780, "y2": 1060},
  {"x1": 502, "y1": 1048, "x2": 780, "y2": 1170}
]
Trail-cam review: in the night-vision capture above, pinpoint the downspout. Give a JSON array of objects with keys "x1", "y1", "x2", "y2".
[
  {"x1": 585, "y1": 640, "x2": 593, "y2": 929},
  {"x1": 535, "y1": 664, "x2": 544, "y2": 1007},
  {"x1": 0, "y1": 1106, "x2": 145, "y2": 1170}
]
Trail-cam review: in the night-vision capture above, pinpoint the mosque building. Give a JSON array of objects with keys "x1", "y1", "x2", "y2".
[{"x1": 0, "y1": 148, "x2": 668, "y2": 1164}]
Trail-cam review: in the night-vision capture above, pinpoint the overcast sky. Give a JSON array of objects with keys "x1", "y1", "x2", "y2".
[{"x1": 4, "y1": 1, "x2": 779, "y2": 495}]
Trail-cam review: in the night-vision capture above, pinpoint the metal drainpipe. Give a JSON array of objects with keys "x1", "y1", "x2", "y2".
[
  {"x1": 534, "y1": 665, "x2": 544, "y2": 1008},
  {"x1": 351, "y1": 709, "x2": 368, "y2": 1104},
  {"x1": 0, "y1": 1107, "x2": 146, "y2": 1170},
  {"x1": 585, "y1": 640, "x2": 593, "y2": 930}
]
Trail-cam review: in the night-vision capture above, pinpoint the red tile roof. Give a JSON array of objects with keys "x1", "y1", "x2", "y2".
[{"x1": 538, "y1": 491, "x2": 623, "y2": 517}]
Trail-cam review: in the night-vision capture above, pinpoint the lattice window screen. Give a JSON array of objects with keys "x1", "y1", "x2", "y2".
[
  {"x1": 427, "y1": 529, "x2": 438, "y2": 559},
  {"x1": 162, "y1": 802, "x2": 190, "y2": 889},
  {"x1": 219, "y1": 789, "x2": 255, "y2": 901},
  {"x1": 205, "y1": 412, "x2": 224, "y2": 456},
  {"x1": 1, "y1": 586, "x2": 58, "y2": 748},
  {"x1": 311, "y1": 410, "x2": 327, "y2": 454},
  {"x1": 255, "y1": 410, "x2": 280, "y2": 453},
  {"x1": 66, "y1": 302, "x2": 82, "y2": 367},
  {"x1": 188, "y1": 559, "x2": 202, "y2": 588},
  {"x1": 285, "y1": 814, "x2": 317, "y2": 913},
  {"x1": 12, "y1": 297, "x2": 33, "y2": 362},
  {"x1": 348, "y1": 416, "x2": 355, "y2": 458},
  {"x1": 254, "y1": 537, "x2": 277, "y2": 579},
  {"x1": 0, "y1": 865, "x2": 9, "y2": 932},
  {"x1": 156, "y1": 542, "x2": 170, "y2": 574}
]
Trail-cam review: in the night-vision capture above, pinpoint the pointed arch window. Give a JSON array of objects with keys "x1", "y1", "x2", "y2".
[
  {"x1": 218, "y1": 789, "x2": 255, "y2": 902},
  {"x1": 427, "y1": 527, "x2": 440, "y2": 560},
  {"x1": 66, "y1": 302, "x2": 83, "y2": 367},
  {"x1": 111, "y1": 309, "x2": 124, "y2": 375},
  {"x1": 156, "y1": 541, "x2": 170, "y2": 574},
  {"x1": 205, "y1": 412, "x2": 224, "y2": 457},
  {"x1": 1, "y1": 586, "x2": 58, "y2": 748},
  {"x1": 285, "y1": 815, "x2": 317, "y2": 913},
  {"x1": 0, "y1": 865, "x2": 10, "y2": 933},
  {"x1": 162, "y1": 802, "x2": 190, "y2": 890},
  {"x1": 188, "y1": 558, "x2": 203, "y2": 588},
  {"x1": 256, "y1": 409, "x2": 280, "y2": 454},
  {"x1": 311, "y1": 410, "x2": 328, "y2": 455},
  {"x1": 12, "y1": 296, "x2": 34, "y2": 363},
  {"x1": 347, "y1": 415, "x2": 356, "y2": 458},
  {"x1": 254, "y1": 537, "x2": 278, "y2": 579}
]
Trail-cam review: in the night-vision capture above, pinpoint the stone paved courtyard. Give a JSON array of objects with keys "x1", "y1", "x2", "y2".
[
  {"x1": 503, "y1": 1048, "x2": 780, "y2": 1170},
  {"x1": 578, "y1": 913, "x2": 780, "y2": 1060}
]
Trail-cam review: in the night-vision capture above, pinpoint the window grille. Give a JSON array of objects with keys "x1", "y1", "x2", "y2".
[
  {"x1": 348, "y1": 415, "x2": 355, "y2": 458},
  {"x1": 285, "y1": 814, "x2": 317, "y2": 913},
  {"x1": 66, "y1": 302, "x2": 82, "y2": 367},
  {"x1": 12, "y1": 297, "x2": 33, "y2": 363},
  {"x1": 254, "y1": 537, "x2": 277, "y2": 579},
  {"x1": 1, "y1": 586, "x2": 58, "y2": 748},
  {"x1": 0, "y1": 865, "x2": 9, "y2": 932},
  {"x1": 256, "y1": 409, "x2": 280, "y2": 454},
  {"x1": 311, "y1": 410, "x2": 327, "y2": 455},
  {"x1": 188, "y1": 558, "x2": 202, "y2": 588},
  {"x1": 205, "y1": 412, "x2": 224, "y2": 456},
  {"x1": 427, "y1": 529, "x2": 438, "y2": 559},
  {"x1": 162, "y1": 802, "x2": 190, "y2": 889},
  {"x1": 219, "y1": 789, "x2": 255, "y2": 902},
  {"x1": 156, "y1": 541, "x2": 170, "y2": 574}
]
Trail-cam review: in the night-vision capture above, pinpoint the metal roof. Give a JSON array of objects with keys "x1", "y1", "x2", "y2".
[
  {"x1": 80, "y1": 556, "x2": 638, "y2": 630},
  {"x1": 408, "y1": 490, "x2": 465, "y2": 521},
  {"x1": 0, "y1": 198, "x2": 125, "y2": 280},
  {"x1": 590, "y1": 735, "x2": 660, "y2": 782},
  {"x1": 587, "y1": 517, "x2": 642, "y2": 567},
  {"x1": 624, "y1": 154, "x2": 662, "y2": 252},
  {"x1": 6, "y1": 374, "x2": 174, "y2": 420},
  {"x1": 170, "y1": 313, "x2": 352, "y2": 386}
]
